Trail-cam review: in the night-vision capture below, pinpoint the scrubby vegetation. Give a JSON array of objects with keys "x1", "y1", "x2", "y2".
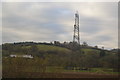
[{"x1": 2, "y1": 41, "x2": 120, "y2": 78}]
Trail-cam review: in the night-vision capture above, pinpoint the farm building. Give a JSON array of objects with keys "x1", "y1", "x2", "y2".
[{"x1": 10, "y1": 54, "x2": 33, "y2": 58}]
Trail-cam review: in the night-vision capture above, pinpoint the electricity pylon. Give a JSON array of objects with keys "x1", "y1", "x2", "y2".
[{"x1": 73, "y1": 11, "x2": 80, "y2": 45}]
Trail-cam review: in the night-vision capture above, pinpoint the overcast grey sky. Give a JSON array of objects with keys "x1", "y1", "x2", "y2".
[{"x1": 2, "y1": 2, "x2": 118, "y2": 49}]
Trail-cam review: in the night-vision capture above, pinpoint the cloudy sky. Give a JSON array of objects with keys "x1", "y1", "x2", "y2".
[{"x1": 2, "y1": 2, "x2": 118, "y2": 49}]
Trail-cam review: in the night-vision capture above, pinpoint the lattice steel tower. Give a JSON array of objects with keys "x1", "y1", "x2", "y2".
[{"x1": 73, "y1": 11, "x2": 80, "y2": 45}]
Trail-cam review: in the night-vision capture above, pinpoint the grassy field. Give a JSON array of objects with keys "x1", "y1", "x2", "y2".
[
  {"x1": 21, "y1": 45, "x2": 69, "y2": 51},
  {"x1": 46, "y1": 66, "x2": 119, "y2": 74},
  {"x1": 37, "y1": 45, "x2": 71, "y2": 52},
  {"x1": 81, "y1": 48, "x2": 100, "y2": 54},
  {"x1": 3, "y1": 65, "x2": 119, "y2": 78}
]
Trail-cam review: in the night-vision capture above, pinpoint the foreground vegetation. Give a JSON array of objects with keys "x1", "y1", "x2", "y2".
[
  {"x1": 2, "y1": 57, "x2": 119, "y2": 78},
  {"x1": 2, "y1": 42, "x2": 120, "y2": 78}
]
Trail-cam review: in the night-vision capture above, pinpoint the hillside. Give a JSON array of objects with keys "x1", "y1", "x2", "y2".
[
  {"x1": 2, "y1": 42, "x2": 119, "y2": 78},
  {"x1": 2, "y1": 42, "x2": 118, "y2": 57},
  {"x1": 2, "y1": 43, "x2": 72, "y2": 56}
]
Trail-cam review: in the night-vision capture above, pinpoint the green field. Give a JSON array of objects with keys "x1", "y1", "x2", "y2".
[{"x1": 37, "y1": 45, "x2": 70, "y2": 51}]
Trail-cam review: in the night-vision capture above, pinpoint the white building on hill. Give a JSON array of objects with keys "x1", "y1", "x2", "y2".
[{"x1": 10, "y1": 54, "x2": 33, "y2": 58}]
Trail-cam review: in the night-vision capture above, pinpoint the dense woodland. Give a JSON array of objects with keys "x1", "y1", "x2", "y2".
[{"x1": 2, "y1": 41, "x2": 120, "y2": 78}]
